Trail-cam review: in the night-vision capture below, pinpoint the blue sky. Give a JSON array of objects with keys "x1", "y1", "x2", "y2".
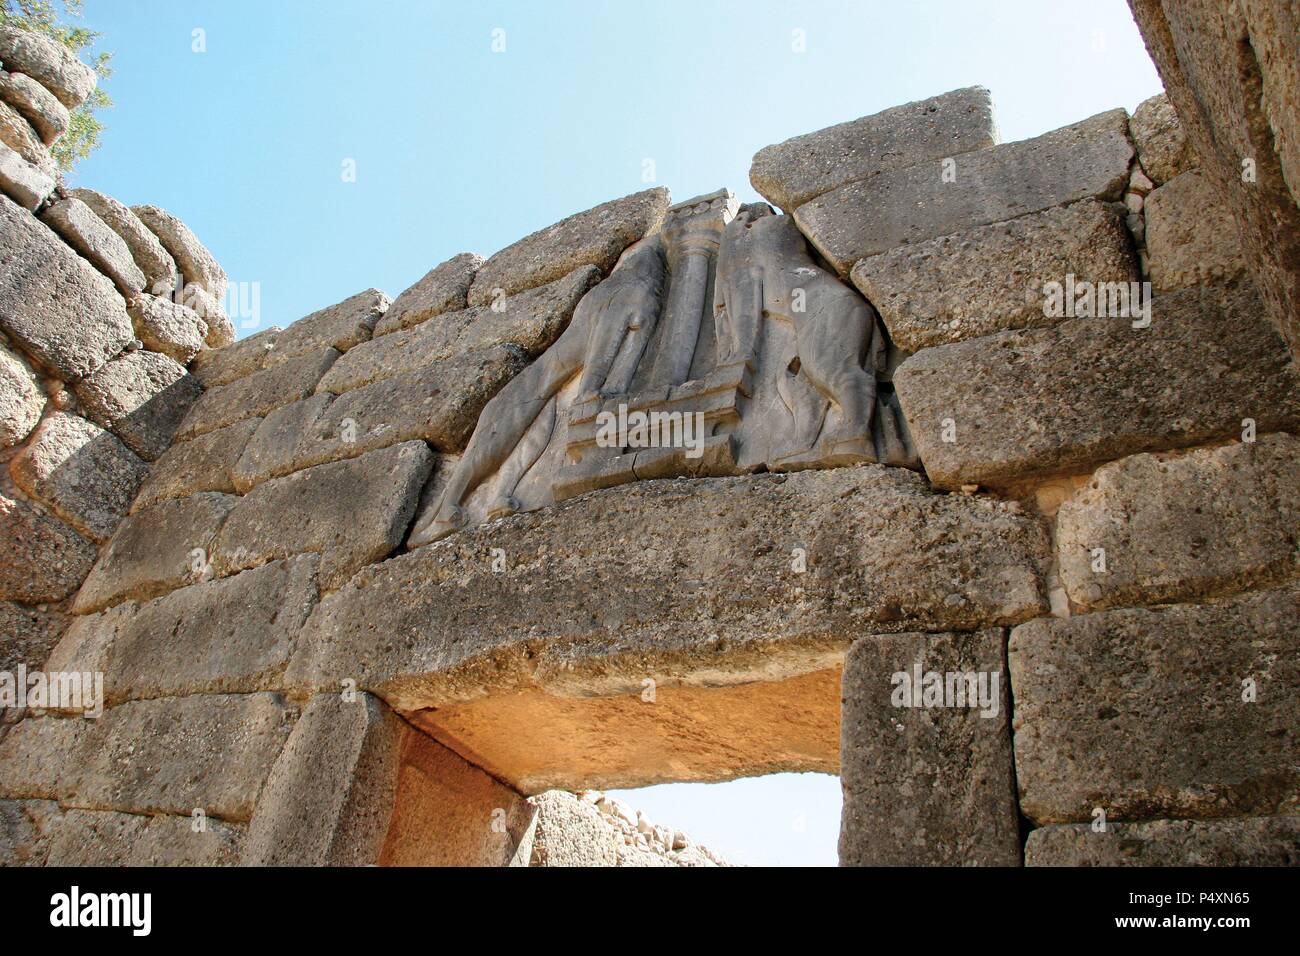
[{"x1": 71, "y1": 0, "x2": 1163, "y2": 865}]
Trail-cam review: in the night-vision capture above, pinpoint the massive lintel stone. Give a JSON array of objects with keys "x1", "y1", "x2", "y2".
[
  {"x1": 750, "y1": 87, "x2": 997, "y2": 211},
  {"x1": 41, "y1": 197, "x2": 147, "y2": 296},
  {"x1": 375, "y1": 252, "x2": 484, "y2": 337},
  {"x1": 131, "y1": 417, "x2": 259, "y2": 511},
  {"x1": 1058, "y1": 434, "x2": 1300, "y2": 611},
  {"x1": 794, "y1": 109, "x2": 1133, "y2": 275},
  {"x1": 0, "y1": 494, "x2": 96, "y2": 603},
  {"x1": 894, "y1": 281, "x2": 1300, "y2": 490},
  {"x1": 286, "y1": 466, "x2": 1047, "y2": 792},
  {"x1": 45, "y1": 809, "x2": 244, "y2": 866},
  {"x1": 0, "y1": 343, "x2": 43, "y2": 448},
  {"x1": 1026, "y1": 816, "x2": 1300, "y2": 866},
  {"x1": 177, "y1": 347, "x2": 339, "y2": 440},
  {"x1": 9, "y1": 411, "x2": 148, "y2": 542},
  {"x1": 1144, "y1": 169, "x2": 1247, "y2": 293},
  {"x1": 243, "y1": 692, "x2": 535, "y2": 866},
  {"x1": 0, "y1": 194, "x2": 134, "y2": 382},
  {"x1": 851, "y1": 199, "x2": 1138, "y2": 352},
  {"x1": 320, "y1": 266, "x2": 600, "y2": 395},
  {"x1": 188, "y1": 326, "x2": 281, "y2": 387},
  {"x1": 0, "y1": 25, "x2": 97, "y2": 109},
  {"x1": 467, "y1": 188, "x2": 669, "y2": 307},
  {"x1": 49, "y1": 556, "x2": 318, "y2": 705},
  {"x1": 1009, "y1": 585, "x2": 1300, "y2": 825},
  {"x1": 72, "y1": 492, "x2": 236, "y2": 614},
  {"x1": 130, "y1": 204, "x2": 227, "y2": 300},
  {"x1": 0, "y1": 693, "x2": 294, "y2": 821},
  {"x1": 270, "y1": 288, "x2": 388, "y2": 365},
  {"x1": 1129, "y1": 93, "x2": 1196, "y2": 186},
  {"x1": 212, "y1": 441, "x2": 433, "y2": 592},
  {"x1": 69, "y1": 189, "x2": 180, "y2": 293},
  {"x1": 839, "y1": 629, "x2": 1019, "y2": 866},
  {"x1": 0, "y1": 69, "x2": 68, "y2": 146},
  {"x1": 72, "y1": 349, "x2": 201, "y2": 461},
  {"x1": 234, "y1": 346, "x2": 526, "y2": 490},
  {"x1": 0, "y1": 139, "x2": 53, "y2": 211}
]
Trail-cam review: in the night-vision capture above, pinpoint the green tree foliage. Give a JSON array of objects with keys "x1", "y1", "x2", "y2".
[{"x1": 1, "y1": 0, "x2": 112, "y2": 172}]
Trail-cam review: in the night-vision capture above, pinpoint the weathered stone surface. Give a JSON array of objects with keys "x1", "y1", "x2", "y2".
[
  {"x1": 0, "y1": 194, "x2": 134, "y2": 381},
  {"x1": 132, "y1": 417, "x2": 259, "y2": 511},
  {"x1": 41, "y1": 197, "x2": 146, "y2": 296},
  {"x1": 213, "y1": 441, "x2": 433, "y2": 592},
  {"x1": 50, "y1": 556, "x2": 318, "y2": 705},
  {"x1": 72, "y1": 492, "x2": 236, "y2": 614},
  {"x1": 1009, "y1": 584, "x2": 1300, "y2": 824},
  {"x1": 527, "y1": 792, "x2": 620, "y2": 866},
  {"x1": 0, "y1": 601, "x2": 67, "y2": 677},
  {"x1": 126, "y1": 293, "x2": 208, "y2": 364},
  {"x1": 9, "y1": 412, "x2": 147, "y2": 542},
  {"x1": 229, "y1": 392, "x2": 332, "y2": 491},
  {"x1": 0, "y1": 343, "x2": 43, "y2": 447},
  {"x1": 0, "y1": 799, "x2": 59, "y2": 865},
  {"x1": 0, "y1": 139, "x2": 53, "y2": 210},
  {"x1": 131, "y1": 204, "x2": 227, "y2": 300},
  {"x1": 179, "y1": 283, "x2": 235, "y2": 347},
  {"x1": 0, "y1": 25, "x2": 97, "y2": 109},
  {"x1": 375, "y1": 252, "x2": 484, "y2": 336},
  {"x1": 1058, "y1": 435, "x2": 1299, "y2": 611},
  {"x1": 0, "y1": 494, "x2": 95, "y2": 603},
  {"x1": 177, "y1": 347, "x2": 338, "y2": 440},
  {"x1": 320, "y1": 267, "x2": 599, "y2": 394},
  {"x1": 894, "y1": 281, "x2": 1300, "y2": 490},
  {"x1": 851, "y1": 200, "x2": 1138, "y2": 351},
  {"x1": 1026, "y1": 816, "x2": 1300, "y2": 866},
  {"x1": 0, "y1": 98, "x2": 51, "y2": 174},
  {"x1": 839, "y1": 629, "x2": 1019, "y2": 866},
  {"x1": 750, "y1": 87, "x2": 998, "y2": 211},
  {"x1": 271, "y1": 288, "x2": 387, "y2": 365},
  {"x1": 287, "y1": 466, "x2": 1047, "y2": 791},
  {"x1": 467, "y1": 188, "x2": 669, "y2": 306},
  {"x1": 44, "y1": 809, "x2": 244, "y2": 866},
  {"x1": 0, "y1": 693, "x2": 293, "y2": 820},
  {"x1": 794, "y1": 109, "x2": 1134, "y2": 275},
  {"x1": 188, "y1": 326, "x2": 281, "y2": 387},
  {"x1": 0, "y1": 69, "x2": 67, "y2": 145},
  {"x1": 1144, "y1": 170, "x2": 1247, "y2": 292},
  {"x1": 72, "y1": 349, "x2": 200, "y2": 461},
  {"x1": 70, "y1": 189, "x2": 180, "y2": 294},
  {"x1": 1129, "y1": 93, "x2": 1195, "y2": 185}
]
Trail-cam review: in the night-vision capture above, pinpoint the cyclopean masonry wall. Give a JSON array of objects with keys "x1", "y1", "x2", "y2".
[{"x1": 1, "y1": 25, "x2": 1297, "y2": 867}]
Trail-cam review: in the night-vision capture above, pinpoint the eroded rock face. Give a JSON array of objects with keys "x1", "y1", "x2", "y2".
[
  {"x1": 376, "y1": 252, "x2": 484, "y2": 336},
  {"x1": 1129, "y1": 93, "x2": 1196, "y2": 186},
  {"x1": 0, "y1": 25, "x2": 97, "y2": 109},
  {"x1": 0, "y1": 493, "x2": 96, "y2": 603},
  {"x1": 0, "y1": 343, "x2": 43, "y2": 448},
  {"x1": 1144, "y1": 170, "x2": 1247, "y2": 292},
  {"x1": 1026, "y1": 816, "x2": 1300, "y2": 866}
]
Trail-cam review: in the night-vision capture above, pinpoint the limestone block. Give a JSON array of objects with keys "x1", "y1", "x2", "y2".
[
  {"x1": 188, "y1": 326, "x2": 281, "y2": 387},
  {"x1": 131, "y1": 417, "x2": 259, "y2": 511},
  {"x1": 0, "y1": 194, "x2": 134, "y2": 381},
  {"x1": 212, "y1": 441, "x2": 433, "y2": 592},
  {"x1": 0, "y1": 799, "x2": 60, "y2": 865},
  {"x1": 0, "y1": 342, "x2": 43, "y2": 447},
  {"x1": 321, "y1": 267, "x2": 599, "y2": 394},
  {"x1": 839, "y1": 629, "x2": 1019, "y2": 866},
  {"x1": 130, "y1": 204, "x2": 227, "y2": 300},
  {"x1": 180, "y1": 284, "x2": 235, "y2": 347},
  {"x1": 1009, "y1": 584, "x2": 1300, "y2": 824},
  {"x1": 243, "y1": 692, "x2": 534, "y2": 866},
  {"x1": 0, "y1": 97, "x2": 52, "y2": 174},
  {"x1": 0, "y1": 69, "x2": 67, "y2": 145},
  {"x1": 1026, "y1": 816, "x2": 1300, "y2": 866},
  {"x1": 229, "y1": 393, "x2": 332, "y2": 491},
  {"x1": 1144, "y1": 170, "x2": 1247, "y2": 292},
  {"x1": 0, "y1": 139, "x2": 53, "y2": 210},
  {"x1": 467, "y1": 187, "x2": 669, "y2": 306},
  {"x1": 72, "y1": 349, "x2": 200, "y2": 461},
  {"x1": 69, "y1": 189, "x2": 180, "y2": 294},
  {"x1": 851, "y1": 199, "x2": 1138, "y2": 352},
  {"x1": 376, "y1": 252, "x2": 484, "y2": 336},
  {"x1": 794, "y1": 109, "x2": 1133, "y2": 275},
  {"x1": 527, "y1": 791, "x2": 620, "y2": 866},
  {"x1": 72, "y1": 492, "x2": 236, "y2": 614},
  {"x1": 45, "y1": 809, "x2": 244, "y2": 866},
  {"x1": 1058, "y1": 435, "x2": 1299, "y2": 610},
  {"x1": 126, "y1": 293, "x2": 208, "y2": 365},
  {"x1": 1129, "y1": 93, "x2": 1196, "y2": 185},
  {"x1": 894, "y1": 281, "x2": 1300, "y2": 490},
  {"x1": 0, "y1": 693, "x2": 294, "y2": 820},
  {"x1": 750, "y1": 87, "x2": 997, "y2": 211},
  {"x1": 0, "y1": 494, "x2": 95, "y2": 603},
  {"x1": 0, "y1": 25, "x2": 97, "y2": 109},
  {"x1": 41, "y1": 197, "x2": 146, "y2": 296},
  {"x1": 177, "y1": 347, "x2": 339, "y2": 440},
  {"x1": 9, "y1": 411, "x2": 147, "y2": 542},
  {"x1": 0, "y1": 601, "x2": 67, "y2": 678},
  {"x1": 51, "y1": 556, "x2": 318, "y2": 705},
  {"x1": 270, "y1": 288, "x2": 388, "y2": 366}
]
